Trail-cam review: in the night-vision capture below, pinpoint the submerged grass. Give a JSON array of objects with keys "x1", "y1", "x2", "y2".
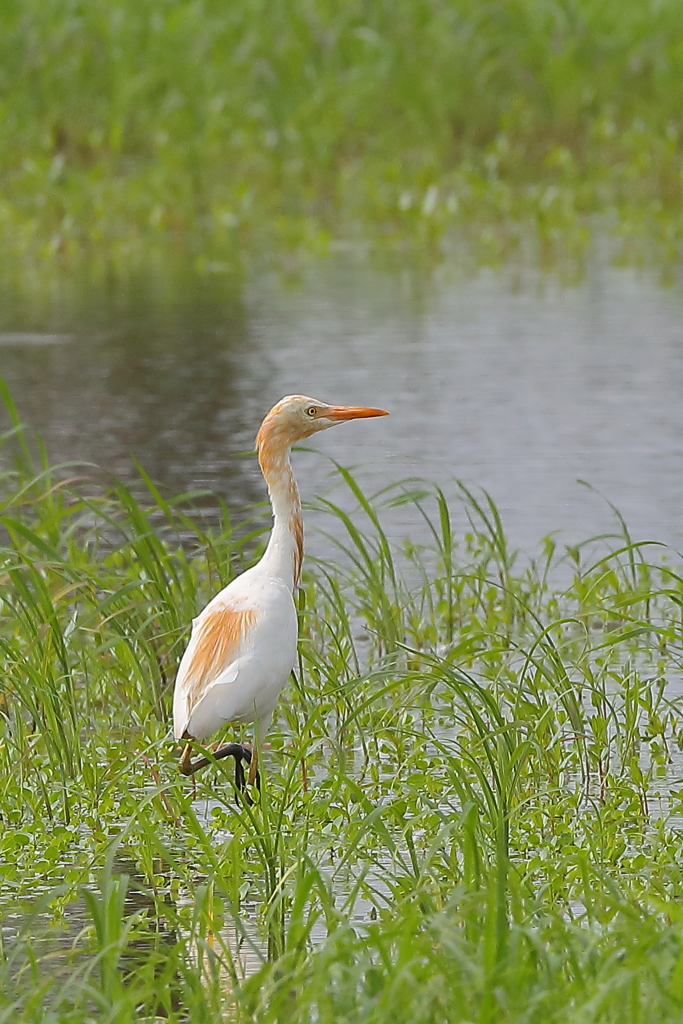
[
  {"x1": 2, "y1": 0, "x2": 683, "y2": 271},
  {"x1": 4, "y1": 379, "x2": 683, "y2": 1019}
]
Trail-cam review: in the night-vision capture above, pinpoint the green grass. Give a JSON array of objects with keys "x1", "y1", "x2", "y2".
[
  {"x1": 2, "y1": 0, "x2": 683, "y2": 273},
  {"x1": 4, "y1": 376, "x2": 683, "y2": 1021}
]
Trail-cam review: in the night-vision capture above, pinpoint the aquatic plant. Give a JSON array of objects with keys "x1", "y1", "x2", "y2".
[{"x1": 3, "y1": 378, "x2": 683, "y2": 1020}]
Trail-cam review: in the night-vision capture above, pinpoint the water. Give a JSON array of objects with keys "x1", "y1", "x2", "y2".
[
  {"x1": 2, "y1": 256, "x2": 683, "y2": 556},
  {"x1": 4, "y1": 253, "x2": 683, "y2": 983}
]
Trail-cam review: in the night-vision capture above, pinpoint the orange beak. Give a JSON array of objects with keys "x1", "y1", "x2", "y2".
[{"x1": 322, "y1": 405, "x2": 389, "y2": 421}]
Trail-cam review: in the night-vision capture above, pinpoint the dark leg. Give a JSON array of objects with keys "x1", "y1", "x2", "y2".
[
  {"x1": 178, "y1": 741, "x2": 259, "y2": 802},
  {"x1": 234, "y1": 752, "x2": 246, "y2": 794},
  {"x1": 235, "y1": 744, "x2": 260, "y2": 802}
]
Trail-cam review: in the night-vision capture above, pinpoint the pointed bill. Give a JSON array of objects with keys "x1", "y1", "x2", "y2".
[{"x1": 322, "y1": 405, "x2": 389, "y2": 421}]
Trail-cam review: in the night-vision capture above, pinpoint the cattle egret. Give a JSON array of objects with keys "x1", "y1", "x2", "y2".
[{"x1": 173, "y1": 395, "x2": 388, "y2": 796}]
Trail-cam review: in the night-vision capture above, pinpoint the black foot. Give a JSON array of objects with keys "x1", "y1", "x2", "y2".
[
  {"x1": 230, "y1": 744, "x2": 261, "y2": 804},
  {"x1": 179, "y1": 742, "x2": 259, "y2": 801}
]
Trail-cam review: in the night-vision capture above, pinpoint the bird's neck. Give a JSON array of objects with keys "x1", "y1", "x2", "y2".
[{"x1": 257, "y1": 434, "x2": 303, "y2": 591}]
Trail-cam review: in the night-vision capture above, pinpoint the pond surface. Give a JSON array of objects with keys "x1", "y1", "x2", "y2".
[{"x1": 2, "y1": 255, "x2": 683, "y2": 555}]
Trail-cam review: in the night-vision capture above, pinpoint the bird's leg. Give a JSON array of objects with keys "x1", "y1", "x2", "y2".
[
  {"x1": 179, "y1": 742, "x2": 195, "y2": 776},
  {"x1": 179, "y1": 740, "x2": 250, "y2": 779},
  {"x1": 234, "y1": 753, "x2": 246, "y2": 798},
  {"x1": 246, "y1": 743, "x2": 260, "y2": 790},
  {"x1": 178, "y1": 740, "x2": 257, "y2": 804}
]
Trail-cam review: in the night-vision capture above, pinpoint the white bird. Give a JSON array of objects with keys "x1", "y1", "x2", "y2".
[{"x1": 173, "y1": 394, "x2": 388, "y2": 793}]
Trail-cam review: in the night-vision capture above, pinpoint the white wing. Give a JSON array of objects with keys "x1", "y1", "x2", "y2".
[{"x1": 172, "y1": 574, "x2": 298, "y2": 741}]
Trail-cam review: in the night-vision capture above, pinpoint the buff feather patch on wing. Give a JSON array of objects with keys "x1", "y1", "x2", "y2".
[{"x1": 181, "y1": 606, "x2": 257, "y2": 709}]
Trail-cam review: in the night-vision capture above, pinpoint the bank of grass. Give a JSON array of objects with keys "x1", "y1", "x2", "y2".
[
  {"x1": 2, "y1": 0, "x2": 683, "y2": 272},
  {"x1": 4, "y1": 380, "x2": 683, "y2": 1020}
]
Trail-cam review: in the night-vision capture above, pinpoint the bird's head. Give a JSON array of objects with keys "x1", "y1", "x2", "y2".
[{"x1": 256, "y1": 395, "x2": 389, "y2": 452}]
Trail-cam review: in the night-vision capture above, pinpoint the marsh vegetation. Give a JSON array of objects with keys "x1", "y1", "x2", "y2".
[
  {"x1": 3, "y1": 381, "x2": 683, "y2": 1021},
  {"x1": 2, "y1": 0, "x2": 683, "y2": 270},
  {"x1": 4, "y1": 1, "x2": 683, "y2": 1018}
]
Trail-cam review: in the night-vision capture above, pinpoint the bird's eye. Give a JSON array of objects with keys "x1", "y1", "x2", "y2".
[{"x1": 305, "y1": 406, "x2": 318, "y2": 417}]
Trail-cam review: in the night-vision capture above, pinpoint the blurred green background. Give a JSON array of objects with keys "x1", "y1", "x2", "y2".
[{"x1": 2, "y1": 0, "x2": 683, "y2": 270}]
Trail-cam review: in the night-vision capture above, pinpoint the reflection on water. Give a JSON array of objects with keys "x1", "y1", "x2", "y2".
[
  {"x1": 2, "y1": 857, "x2": 179, "y2": 992},
  {"x1": 2, "y1": 256, "x2": 683, "y2": 554},
  {"x1": 3, "y1": 256, "x2": 683, "y2": 992}
]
